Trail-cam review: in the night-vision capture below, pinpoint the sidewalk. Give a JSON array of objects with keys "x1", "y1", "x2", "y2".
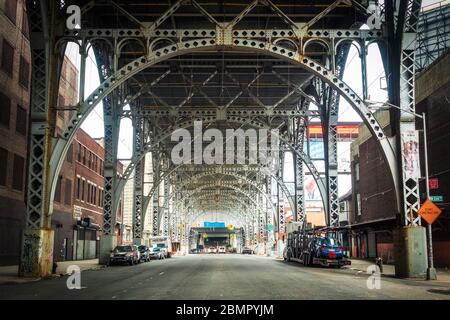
[
  {"x1": 346, "y1": 258, "x2": 450, "y2": 283},
  {"x1": 0, "y1": 259, "x2": 102, "y2": 285}
]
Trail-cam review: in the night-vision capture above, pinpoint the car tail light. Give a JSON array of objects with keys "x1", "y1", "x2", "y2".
[
  {"x1": 321, "y1": 245, "x2": 328, "y2": 251},
  {"x1": 338, "y1": 247, "x2": 343, "y2": 251}
]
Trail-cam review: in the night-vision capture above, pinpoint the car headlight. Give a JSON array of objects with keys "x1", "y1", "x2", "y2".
[{"x1": 110, "y1": 253, "x2": 114, "y2": 258}]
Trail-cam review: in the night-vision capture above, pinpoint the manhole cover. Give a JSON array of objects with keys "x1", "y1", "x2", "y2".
[{"x1": 428, "y1": 289, "x2": 450, "y2": 295}]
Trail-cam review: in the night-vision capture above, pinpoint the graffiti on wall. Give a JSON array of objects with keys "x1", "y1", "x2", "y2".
[{"x1": 20, "y1": 232, "x2": 41, "y2": 274}]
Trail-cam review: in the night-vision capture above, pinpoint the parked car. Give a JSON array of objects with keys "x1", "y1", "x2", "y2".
[
  {"x1": 242, "y1": 247, "x2": 254, "y2": 254},
  {"x1": 109, "y1": 245, "x2": 139, "y2": 265},
  {"x1": 138, "y1": 245, "x2": 151, "y2": 262},
  {"x1": 313, "y1": 237, "x2": 345, "y2": 260},
  {"x1": 159, "y1": 246, "x2": 170, "y2": 258},
  {"x1": 218, "y1": 247, "x2": 226, "y2": 254},
  {"x1": 149, "y1": 247, "x2": 165, "y2": 260},
  {"x1": 208, "y1": 247, "x2": 217, "y2": 254}
]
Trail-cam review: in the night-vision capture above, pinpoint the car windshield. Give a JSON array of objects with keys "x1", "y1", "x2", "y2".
[
  {"x1": 114, "y1": 246, "x2": 131, "y2": 253},
  {"x1": 321, "y1": 238, "x2": 339, "y2": 246},
  {"x1": 138, "y1": 246, "x2": 146, "y2": 251},
  {"x1": 152, "y1": 247, "x2": 160, "y2": 252}
]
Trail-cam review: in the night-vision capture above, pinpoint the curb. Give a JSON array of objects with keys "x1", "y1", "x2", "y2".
[{"x1": 0, "y1": 264, "x2": 105, "y2": 285}]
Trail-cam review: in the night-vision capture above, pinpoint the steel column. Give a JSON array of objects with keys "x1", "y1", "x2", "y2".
[
  {"x1": 132, "y1": 110, "x2": 144, "y2": 244},
  {"x1": 20, "y1": 0, "x2": 61, "y2": 277}
]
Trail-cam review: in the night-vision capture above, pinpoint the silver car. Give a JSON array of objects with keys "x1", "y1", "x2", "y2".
[{"x1": 149, "y1": 247, "x2": 165, "y2": 260}]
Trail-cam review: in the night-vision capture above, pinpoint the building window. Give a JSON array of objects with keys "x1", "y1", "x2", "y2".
[
  {"x1": 70, "y1": 69, "x2": 77, "y2": 88},
  {"x1": 87, "y1": 183, "x2": 91, "y2": 204},
  {"x1": 65, "y1": 179, "x2": 72, "y2": 205},
  {"x1": 12, "y1": 154, "x2": 24, "y2": 191},
  {"x1": 22, "y1": 8, "x2": 29, "y2": 38},
  {"x1": 91, "y1": 184, "x2": 94, "y2": 204},
  {"x1": 57, "y1": 94, "x2": 65, "y2": 119},
  {"x1": 76, "y1": 143, "x2": 81, "y2": 162},
  {"x1": 19, "y1": 56, "x2": 29, "y2": 89},
  {"x1": 5, "y1": 0, "x2": 18, "y2": 24},
  {"x1": 356, "y1": 193, "x2": 362, "y2": 216},
  {"x1": 66, "y1": 143, "x2": 73, "y2": 163},
  {"x1": 82, "y1": 147, "x2": 86, "y2": 165},
  {"x1": 87, "y1": 151, "x2": 91, "y2": 169},
  {"x1": 81, "y1": 180, "x2": 86, "y2": 201},
  {"x1": 76, "y1": 177, "x2": 81, "y2": 199},
  {"x1": 1, "y1": 39, "x2": 14, "y2": 77},
  {"x1": 15, "y1": 105, "x2": 27, "y2": 135},
  {"x1": 355, "y1": 163, "x2": 360, "y2": 181},
  {"x1": 0, "y1": 147, "x2": 7, "y2": 186},
  {"x1": 54, "y1": 176, "x2": 62, "y2": 202},
  {"x1": 0, "y1": 92, "x2": 11, "y2": 128}
]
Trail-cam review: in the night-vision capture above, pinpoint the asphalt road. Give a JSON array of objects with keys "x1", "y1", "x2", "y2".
[{"x1": 1, "y1": 254, "x2": 449, "y2": 300}]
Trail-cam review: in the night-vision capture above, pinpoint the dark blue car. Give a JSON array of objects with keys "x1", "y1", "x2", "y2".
[{"x1": 315, "y1": 237, "x2": 344, "y2": 259}]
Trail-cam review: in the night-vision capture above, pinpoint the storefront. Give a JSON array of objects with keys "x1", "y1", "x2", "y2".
[{"x1": 73, "y1": 217, "x2": 100, "y2": 260}]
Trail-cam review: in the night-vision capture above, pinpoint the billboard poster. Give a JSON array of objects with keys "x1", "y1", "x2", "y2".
[
  {"x1": 401, "y1": 130, "x2": 420, "y2": 180},
  {"x1": 304, "y1": 175, "x2": 321, "y2": 201},
  {"x1": 307, "y1": 141, "x2": 324, "y2": 159}
]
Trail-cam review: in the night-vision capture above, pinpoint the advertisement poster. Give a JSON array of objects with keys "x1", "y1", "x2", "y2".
[
  {"x1": 304, "y1": 175, "x2": 321, "y2": 201},
  {"x1": 401, "y1": 130, "x2": 420, "y2": 180}
]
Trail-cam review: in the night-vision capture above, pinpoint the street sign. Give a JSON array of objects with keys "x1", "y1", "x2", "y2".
[
  {"x1": 73, "y1": 205, "x2": 82, "y2": 221},
  {"x1": 429, "y1": 178, "x2": 439, "y2": 190},
  {"x1": 418, "y1": 199, "x2": 442, "y2": 224},
  {"x1": 430, "y1": 195, "x2": 443, "y2": 202}
]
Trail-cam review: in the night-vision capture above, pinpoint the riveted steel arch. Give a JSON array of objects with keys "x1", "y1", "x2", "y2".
[
  {"x1": 173, "y1": 171, "x2": 294, "y2": 213},
  {"x1": 48, "y1": 38, "x2": 398, "y2": 217},
  {"x1": 116, "y1": 116, "x2": 328, "y2": 221},
  {"x1": 149, "y1": 178, "x2": 277, "y2": 230}
]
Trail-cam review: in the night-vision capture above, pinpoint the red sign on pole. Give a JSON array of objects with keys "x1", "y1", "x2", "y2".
[{"x1": 429, "y1": 178, "x2": 439, "y2": 190}]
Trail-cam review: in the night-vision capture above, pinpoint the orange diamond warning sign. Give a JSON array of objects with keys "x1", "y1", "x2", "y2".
[{"x1": 418, "y1": 199, "x2": 442, "y2": 224}]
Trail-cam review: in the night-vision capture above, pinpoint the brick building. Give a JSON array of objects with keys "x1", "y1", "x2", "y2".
[
  {"x1": 51, "y1": 55, "x2": 79, "y2": 262},
  {"x1": 0, "y1": 0, "x2": 31, "y2": 265},
  {"x1": 0, "y1": 0, "x2": 124, "y2": 265},
  {"x1": 347, "y1": 52, "x2": 450, "y2": 267},
  {"x1": 71, "y1": 131, "x2": 124, "y2": 260},
  {"x1": 348, "y1": 110, "x2": 397, "y2": 262}
]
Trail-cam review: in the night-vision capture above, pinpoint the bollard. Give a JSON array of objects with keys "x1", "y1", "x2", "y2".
[
  {"x1": 52, "y1": 262, "x2": 58, "y2": 274},
  {"x1": 375, "y1": 257, "x2": 383, "y2": 273}
]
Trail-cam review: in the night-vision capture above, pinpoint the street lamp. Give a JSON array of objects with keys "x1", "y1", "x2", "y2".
[{"x1": 364, "y1": 100, "x2": 437, "y2": 280}]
